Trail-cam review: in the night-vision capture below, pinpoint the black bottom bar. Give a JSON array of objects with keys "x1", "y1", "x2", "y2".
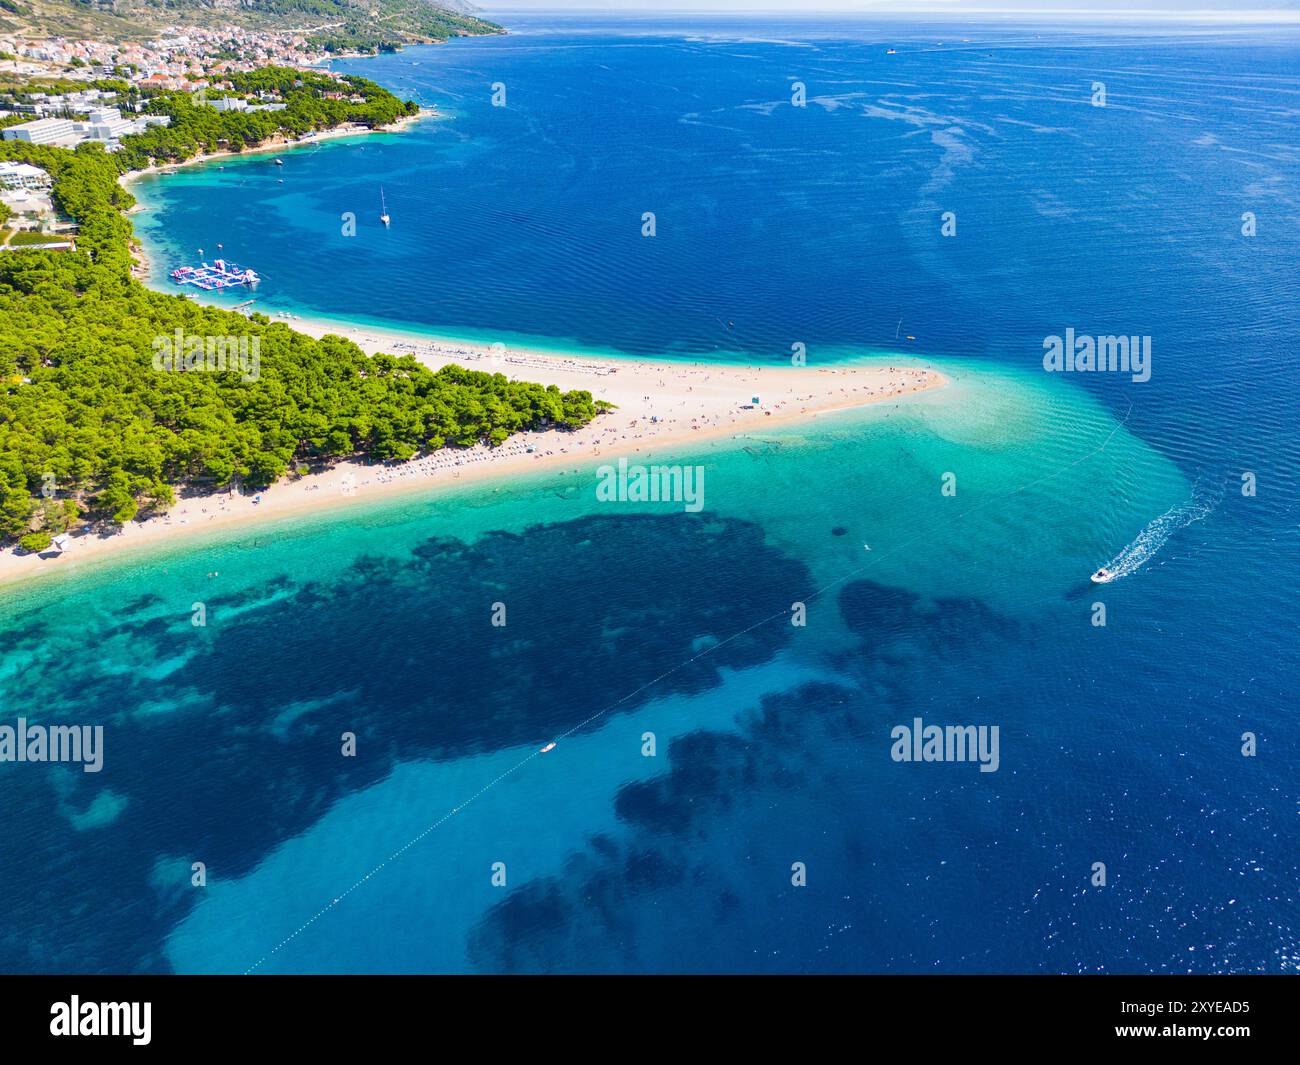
[{"x1": 0, "y1": 974, "x2": 1285, "y2": 1052}]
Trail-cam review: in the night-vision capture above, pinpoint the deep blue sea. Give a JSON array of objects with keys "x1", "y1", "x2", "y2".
[{"x1": 2, "y1": 16, "x2": 1297, "y2": 973}]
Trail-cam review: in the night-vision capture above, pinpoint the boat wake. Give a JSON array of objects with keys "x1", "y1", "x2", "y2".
[{"x1": 1096, "y1": 488, "x2": 1219, "y2": 583}]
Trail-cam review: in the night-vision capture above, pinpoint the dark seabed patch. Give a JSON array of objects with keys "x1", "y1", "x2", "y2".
[
  {"x1": 465, "y1": 576, "x2": 1297, "y2": 973},
  {"x1": 0, "y1": 513, "x2": 804, "y2": 972}
]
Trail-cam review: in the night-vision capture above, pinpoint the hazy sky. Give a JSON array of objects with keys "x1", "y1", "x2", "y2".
[{"x1": 481, "y1": 1, "x2": 1300, "y2": 15}]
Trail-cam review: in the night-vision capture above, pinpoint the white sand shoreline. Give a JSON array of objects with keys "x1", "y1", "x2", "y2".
[
  {"x1": 1, "y1": 107, "x2": 948, "y2": 590},
  {"x1": 0, "y1": 325, "x2": 946, "y2": 589}
]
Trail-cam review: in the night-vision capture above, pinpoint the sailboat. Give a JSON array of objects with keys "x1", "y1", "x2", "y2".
[{"x1": 380, "y1": 187, "x2": 391, "y2": 227}]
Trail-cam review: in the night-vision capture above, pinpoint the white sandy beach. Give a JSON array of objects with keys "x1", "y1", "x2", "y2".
[
  {"x1": 0, "y1": 323, "x2": 945, "y2": 587},
  {"x1": 0, "y1": 109, "x2": 946, "y2": 588}
]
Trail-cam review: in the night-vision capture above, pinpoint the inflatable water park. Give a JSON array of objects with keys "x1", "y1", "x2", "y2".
[{"x1": 169, "y1": 259, "x2": 260, "y2": 292}]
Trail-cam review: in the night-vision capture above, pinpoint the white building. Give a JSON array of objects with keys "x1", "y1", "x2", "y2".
[
  {"x1": 0, "y1": 162, "x2": 52, "y2": 190},
  {"x1": 83, "y1": 116, "x2": 136, "y2": 141},
  {"x1": 1, "y1": 117, "x2": 80, "y2": 145},
  {"x1": 0, "y1": 188, "x2": 55, "y2": 227},
  {"x1": 204, "y1": 97, "x2": 286, "y2": 114}
]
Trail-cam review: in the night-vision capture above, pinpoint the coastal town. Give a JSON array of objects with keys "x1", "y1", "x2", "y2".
[
  {"x1": 0, "y1": 26, "x2": 374, "y2": 246},
  {"x1": 1, "y1": 25, "x2": 354, "y2": 91}
]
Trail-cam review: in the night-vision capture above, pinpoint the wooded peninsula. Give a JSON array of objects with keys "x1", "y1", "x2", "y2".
[{"x1": 0, "y1": 69, "x2": 609, "y2": 552}]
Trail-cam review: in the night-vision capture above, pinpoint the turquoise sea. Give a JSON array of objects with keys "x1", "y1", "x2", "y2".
[{"x1": 2, "y1": 16, "x2": 1296, "y2": 973}]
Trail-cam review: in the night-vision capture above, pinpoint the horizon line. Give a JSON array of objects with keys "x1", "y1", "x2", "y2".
[{"x1": 480, "y1": 7, "x2": 1300, "y2": 24}]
